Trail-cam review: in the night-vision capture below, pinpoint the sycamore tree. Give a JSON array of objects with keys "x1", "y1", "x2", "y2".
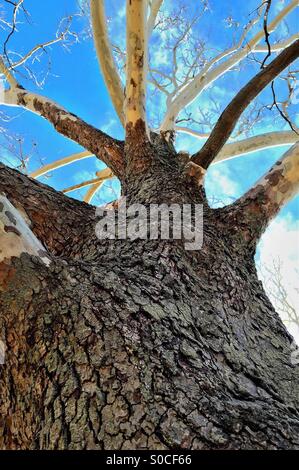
[{"x1": 0, "y1": 0, "x2": 299, "y2": 450}]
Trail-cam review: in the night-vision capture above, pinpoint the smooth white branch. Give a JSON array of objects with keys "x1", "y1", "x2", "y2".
[
  {"x1": 148, "y1": 0, "x2": 163, "y2": 36},
  {"x1": 90, "y1": 0, "x2": 125, "y2": 125},
  {"x1": 215, "y1": 131, "x2": 298, "y2": 163},
  {"x1": 160, "y1": 0, "x2": 298, "y2": 131},
  {"x1": 0, "y1": 194, "x2": 51, "y2": 266},
  {"x1": 125, "y1": 0, "x2": 148, "y2": 129}
]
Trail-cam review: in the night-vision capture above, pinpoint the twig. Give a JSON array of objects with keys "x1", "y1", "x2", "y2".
[
  {"x1": 270, "y1": 81, "x2": 299, "y2": 134},
  {"x1": 261, "y1": 0, "x2": 272, "y2": 68}
]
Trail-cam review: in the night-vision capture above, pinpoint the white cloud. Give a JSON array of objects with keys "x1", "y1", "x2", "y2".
[
  {"x1": 257, "y1": 214, "x2": 299, "y2": 345},
  {"x1": 205, "y1": 164, "x2": 240, "y2": 207}
]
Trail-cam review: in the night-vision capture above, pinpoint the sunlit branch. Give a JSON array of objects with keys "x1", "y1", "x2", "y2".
[
  {"x1": 0, "y1": 56, "x2": 18, "y2": 87},
  {"x1": 30, "y1": 151, "x2": 93, "y2": 179},
  {"x1": 125, "y1": 0, "x2": 148, "y2": 130},
  {"x1": 9, "y1": 31, "x2": 71, "y2": 70},
  {"x1": 175, "y1": 128, "x2": 297, "y2": 160},
  {"x1": 0, "y1": 55, "x2": 125, "y2": 177},
  {"x1": 236, "y1": 142, "x2": 299, "y2": 236},
  {"x1": 175, "y1": 126, "x2": 209, "y2": 139},
  {"x1": 148, "y1": 0, "x2": 163, "y2": 36},
  {"x1": 254, "y1": 33, "x2": 299, "y2": 52},
  {"x1": 84, "y1": 180, "x2": 104, "y2": 203},
  {"x1": 62, "y1": 168, "x2": 113, "y2": 194},
  {"x1": 160, "y1": 0, "x2": 298, "y2": 131},
  {"x1": 215, "y1": 131, "x2": 298, "y2": 163},
  {"x1": 90, "y1": 0, "x2": 125, "y2": 125}
]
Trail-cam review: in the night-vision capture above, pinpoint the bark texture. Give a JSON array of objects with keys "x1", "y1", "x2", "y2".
[{"x1": 0, "y1": 142, "x2": 299, "y2": 450}]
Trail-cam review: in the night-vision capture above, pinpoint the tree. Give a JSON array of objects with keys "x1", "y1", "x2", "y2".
[{"x1": 0, "y1": 0, "x2": 299, "y2": 450}]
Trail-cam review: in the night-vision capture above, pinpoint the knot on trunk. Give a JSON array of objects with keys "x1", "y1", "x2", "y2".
[{"x1": 183, "y1": 161, "x2": 206, "y2": 185}]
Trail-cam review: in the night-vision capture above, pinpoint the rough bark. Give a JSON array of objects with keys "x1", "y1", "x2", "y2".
[
  {"x1": 0, "y1": 164, "x2": 96, "y2": 257},
  {"x1": 2, "y1": 86, "x2": 125, "y2": 178},
  {"x1": 0, "y1": 141, "x2": 298, "y2": 450}
]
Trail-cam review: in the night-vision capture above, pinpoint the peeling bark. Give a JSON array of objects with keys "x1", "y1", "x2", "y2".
[
  {"x1": 0, "y1": 164, "x2": 96, "y2": 257},
  {"x1": 227, "y1": 142, "x2": 299, "y2": 248},
  {"x1": 2, "y1": 87, "x2": 125, "y2": 178},
  {"x1": 0, "y1": 194, "x2": 50, "y2": 266},
  {"x1": 125, "y1": 0, "x2": 148, "y2": 130}
]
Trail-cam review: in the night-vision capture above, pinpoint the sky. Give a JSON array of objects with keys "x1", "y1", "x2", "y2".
[{"x1": 0, "y1": 0, "x2": 298, "y2": 342}]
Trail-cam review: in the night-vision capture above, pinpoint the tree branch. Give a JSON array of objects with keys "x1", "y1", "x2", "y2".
[
  {"x1": 30, "y1": 151, "x2": 93, "y2": 179},
  {"x1": 0, "y1": 56, "x2": 18, "y2": 88},
  {"x1": 191, "y1": 39, "x2": 299, "y2": 169},
  {"x1": 215, "y1": 131, "x2": 298, "y2": 163},
  {"x1": 160, "y1": 0, "x2": 298, "y2": 132},
  {"x1": 234, "y1": 142, "x2": 299, "y2": 241},
  {"x1": 148, "y1": 0, "x2": 163, "y2": 36},
  {"x1": 0, "y1": 163, "x2": 96, "y2": 256},
  {"x1": 90, "y1": 0, "x2": 125, "y2": 126},
  {"x1": 0, "y1": 57, "x2": 125, "y2": 177},
  {"x1": 9, "y1": 32, "x2": 70, "y2": 70},
  {"x1": 176, "y1": 129, "x2": 297, "y2": 159},
  {"x1": 175, "y1": 126, "x2": 210, "y2": 139},
  {"x1": 0, "y1": 193, "x2": 51, "y2": 267},
  {"x1": 125, "y1": 0, "x2": 148, "y2": 131},
  {"x1": 254, "y1": 33, "x2": 299, "y2": 52},
  {"x1": 84, "y1": 180, "x2": 104, "y2": 203},
  {"x1": 62, "y1": 168, "x2": 113, "y2": 194}
]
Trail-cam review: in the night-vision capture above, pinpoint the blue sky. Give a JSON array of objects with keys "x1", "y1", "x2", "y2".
[{"x1": 0, "y1": 1, "x2": 298, "y2": 338}]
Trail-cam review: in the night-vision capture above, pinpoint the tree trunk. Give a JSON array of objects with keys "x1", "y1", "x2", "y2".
[{"x1": 0, "y1": 138, "x2": 298, "y2": 450}]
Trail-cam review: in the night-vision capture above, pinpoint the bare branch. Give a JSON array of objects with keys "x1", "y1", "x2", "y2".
[
  {"x1": 191, "y1": 39, "x2": 299, "y2": 170},
  {"x1": 0, "y1": 55, "x2": 125, "y2": 177},
  {"x1": 255, "y1": 33, "x2": 299, "y2": 52},
  {"x1": 29, "y1": 151, "x2": 93, "y2": 179},
  {"x1": 160, "y1": 0, "x2": 298, "y2": 131},
  {"x1": 62, "y1": 168, "x2": 113, "y2": 194},
  {"x1": 258, "y1": 259, "x2": 299, "y2": 329},
  {"x1": 148, "y1": 0, "x2": 163, "y2": 36},
  {"x1": 215, "y1": 131, "x2": 298, "y2": 163},
  {"x1": 175, "y1": 126, "x2": 209, "y2": 139},
  {"x1": 90, "y1": 0, "x2": 125, "y2": 125},
  {"x1": 3, "y1": 0, "x2": 26, "y2": 66},
  {"x1": 235, "y1": 142, "x2": 299, "y2": 238},
  {"x1": 9, "y1": 20, "x2": 73, "y2": 70},
  {"x1": 0, "y1": 55, "x2": 18, "y2": 87},
  {"x1": 261, "y1": 0, "x2": 272, "y2": 68},
  {"x1": 125, "y1": 0, "x2": 148, "y2": 130},
  {"x1": 84, "y1": 180, "x2": 104, "y2": 203},
  {"x1": 270, "y1": 80, "x2": 298, "y2": 133}
]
